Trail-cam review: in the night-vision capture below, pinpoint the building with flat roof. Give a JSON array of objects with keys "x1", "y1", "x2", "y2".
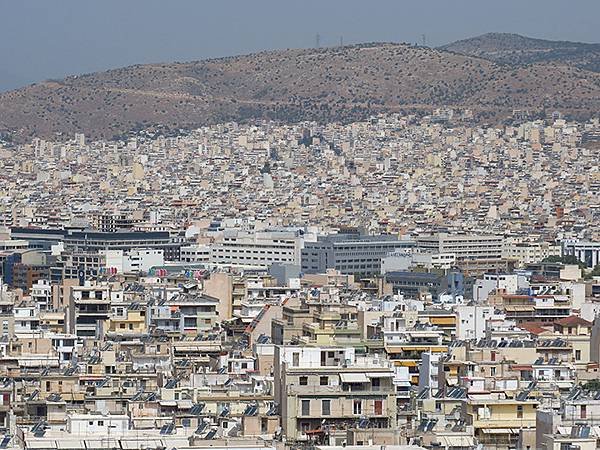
[
  {"x1": 563, "y1": 240, "x2": 600, "y2": 268},
  {"x1": 302, "y1": 234, "x2": 411, "y2": 276},
  {"x1": 210, "y1": 229, "x2": 304, "y2": 269},
  {"x1": 274, "y1": 345, "x2": 397, "y2": 445},
  {"x1": 416, "y1": 233, "x2": 506, "y2": 275}
]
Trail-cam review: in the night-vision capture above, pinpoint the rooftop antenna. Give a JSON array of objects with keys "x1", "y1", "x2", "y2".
[
  {"x1": 421, "y1": 34, "x2": 427, "y2": 47},
  {"x1": 340, "y1": 36, "x2": 344, "y2": 47},
  {"x1": 316, "y1": 33, "x2": 321, "y2": 48}
]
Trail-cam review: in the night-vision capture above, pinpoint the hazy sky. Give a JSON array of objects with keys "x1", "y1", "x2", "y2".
[{"x1": 1, "y1": 0, "x2": 600, "y2": 92}]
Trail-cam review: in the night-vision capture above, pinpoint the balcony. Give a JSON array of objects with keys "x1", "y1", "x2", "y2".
[{"x1": 287, "y1": 384, "x2": 393, "y2": 397}]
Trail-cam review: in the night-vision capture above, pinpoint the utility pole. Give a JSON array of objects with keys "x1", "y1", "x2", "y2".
[
  {"x1": 339, "y1": 36, "x2": 344, "y2": 47},
  {"x1": 316, "y1": 33, "x2": 321, "y2": 48}
]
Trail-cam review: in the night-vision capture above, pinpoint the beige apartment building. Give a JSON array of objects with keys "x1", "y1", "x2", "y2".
[{"x1": 274, "y1": 345, "x2": 397, "y2": 445}]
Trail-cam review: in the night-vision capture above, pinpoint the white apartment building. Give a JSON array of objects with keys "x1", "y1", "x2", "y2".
[
  {"x1": 456, "y1": 305, "x2": 495, "y2": 340},
  {"x1": 416, "y1": 233, "x2": 504, "y2": 261},
  {"x1": 124, "y1": 249, "x2": 164, "y2": 273},
  {"x1": 101, "y1": 249, "x2": 164, "y2": 274},
  {"x1": 30, "y1": 279, "x2": 52, "y2": 311},
  {"x1": 14, "y1": 305, "x2": 39, "y2": 334},
  {"x1": 50, "y1": 333, "x2": 81, "y2": 365},
  {"x1": 210, "y1": 229, "x2": 304, "y2": 269},
  {"x1": 472, "y1": 273, "x2": 525, "y2": 301},
  {"x1": 418, "y1": 352, "x2": 442, "y2": 392},
  {"x1": 180, "y1": 244, "x2": 210, "y2": 263}
]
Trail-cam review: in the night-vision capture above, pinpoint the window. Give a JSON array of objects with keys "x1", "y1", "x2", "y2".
[
  {"x1": 490, "y1": 367, "x2": 496, "y2": 376},
  {"x1": 322, "y1": 400, "x2": 331, "y2": 415},
  {"x1": 575, "y1": 350, "x2": 581, "y2": 361},
  {"x1": 292, "y1": 353, "x2": 299, "y2": 367},
  {"x1": 98, "y1": 421, "x2": 104, "y2": 426},
  {"x1": 320, "y1": 376, "x2": 328, "y2": 386},
  {"x1": 301, "y1": 400, "x2": 310, "y2": 416},
  {"x1": 371, "y1": 378, "x2": 380, "y2": 391},
  {"x1": 183, "y1": 317, "x2": 196, "y2": 328},
  {"x1": 353, "y1": 400, "x2": 362, "y2": 415},
  {"x1": 299, "y1": 376, "x2": 308, "y2": 386},
  {"x1": 374, "y1": 400, "x2": 383, "y2": 415},
  {"x1": 517, "y1": 405, "x2": 523, "y2": 419},
  {"x1": 582, "y1": 405, "x2": 587, "y2": 419}
]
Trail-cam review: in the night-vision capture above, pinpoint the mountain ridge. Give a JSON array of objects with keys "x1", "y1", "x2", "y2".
[
  {"x1": 439, "y1": 32, "x2": 600, "y2": 71},
  {"x1": 1, "y1": 38, "x2": 600, "y2": 141}
]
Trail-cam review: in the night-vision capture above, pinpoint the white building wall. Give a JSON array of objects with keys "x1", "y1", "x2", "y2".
[
  {"x1": 67, "y1": 414, "x2": 129, "y2": 434},
  {"x1": 456, "y1": 305, "x2": 494, "y2": 340},
  {"x1": 210, "y1": 230, "x2": 304, "y2": 268},
  {"x1": 418, "y1": 352, "x2": 441, "y2": 391},
  {"x1": 123, "y1": 249, "x2": 164, "y2": 273},
  {"x1": 102, "y1": 250, "x2": 124, "y2": 273},
  {"x1": 180, "y1": 244, "x2": 210, "y2": 263}
]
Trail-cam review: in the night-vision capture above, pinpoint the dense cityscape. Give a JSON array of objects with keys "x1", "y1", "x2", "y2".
[
  {"x1": 0, "y1": 109, "x2": 598, "y2": 450},
  {"x1": 2, "y1": 1, "x2": 600, "y2": 448}
]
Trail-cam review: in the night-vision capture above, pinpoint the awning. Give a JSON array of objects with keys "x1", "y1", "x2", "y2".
[
  {"x1": 395, "y1": 381, "x2": 412, "y2": 387},
  {"x1": 177, "y1": 400, "x2": 194, "y2": 409},
  {"x1": 481, "y1": 428, "x2": 516, "y2": 434},
  {"x1": 24, "y1": 442, "x2": 56, "y2": 449},
  {"x1": 159, "y1": 400, "x2": 177, "y2": 406},
  {"x1": 85, "y1": 438, "x2": 120, "y2": 448},
  {"x1": 161, "y1": 438, "x2": 192, "y2": 448},
  {"x1": 439, "y1": 436, "x2": 475, "y2": 447},
  {"x1": 340, "y1": 373, "x2": 369, "y2": 383},
  {"x1": 56, "y1": 440, "x2": 85, "y2": 449},
  {"x1": 121, "y1": 440, "x2": 164, "y2": 449},
  {"x1": 367, "y1": 372, "x2": 393, "y2": 378}
]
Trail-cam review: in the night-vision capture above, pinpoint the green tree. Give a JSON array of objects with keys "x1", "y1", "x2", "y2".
[
  {"x1": 584, "y1": 264, "x2": 600, "y2": 280},
  {"x1": 542, "y1": 255, "x2": 587, "y2": 270}
]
